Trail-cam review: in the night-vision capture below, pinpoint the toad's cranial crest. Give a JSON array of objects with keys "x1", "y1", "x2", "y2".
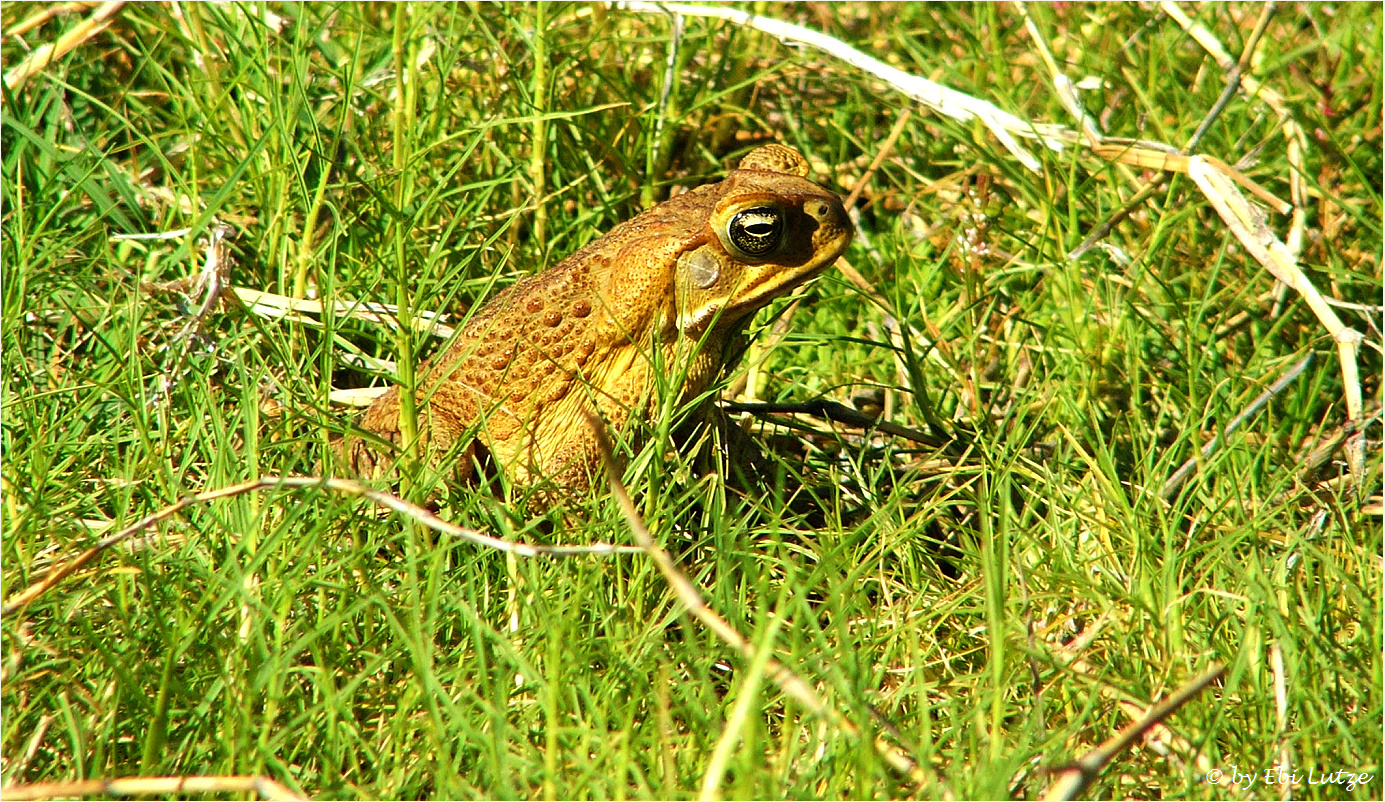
[{"x1": 344, "y1": 144, "x2": 854, "y2": 506}]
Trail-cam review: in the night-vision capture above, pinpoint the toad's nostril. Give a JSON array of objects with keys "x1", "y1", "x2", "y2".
[{"x1": 806, "y1": 199, "x2": 843, "y2": 223}]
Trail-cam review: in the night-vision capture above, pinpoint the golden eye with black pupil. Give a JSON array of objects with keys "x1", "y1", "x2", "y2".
[{"x1": 727, "y1": 206, "x2": 784, "y2": 257}]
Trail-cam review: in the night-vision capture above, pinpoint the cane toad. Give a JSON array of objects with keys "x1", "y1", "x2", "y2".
[{"x1": 345, "y1": 144, "x2": 853, "y2": 503}]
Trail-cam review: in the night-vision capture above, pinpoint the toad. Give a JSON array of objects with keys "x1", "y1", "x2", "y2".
[{"x1": 345, "y1": 144, "x2": 853, "y2": 505}]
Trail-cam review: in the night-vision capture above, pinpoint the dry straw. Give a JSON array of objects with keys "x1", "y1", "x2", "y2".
[
  {"x1": 614, "y1": 0, "x2": 1370, "y2": 488},
  {"x1": 3, "y1": 4, "x2": 1369, "y2": 799},
  {"x1": 1, "y1": 476, "x2": 640, "y2": 619},
  {"x1": 0, "y1": 775, "x2": 303, "y2": 802},
  {"x1": 2, "y1": 0, "x2": 125, "y2": 96}
]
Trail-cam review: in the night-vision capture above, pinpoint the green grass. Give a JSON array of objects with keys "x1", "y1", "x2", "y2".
[{"x1": 2, "y1": 2, "x2": 1380, "y2": 799}]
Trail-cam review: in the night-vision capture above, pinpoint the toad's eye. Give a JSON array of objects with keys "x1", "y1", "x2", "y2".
[{"x1": 726, "y1": 206, "x2": 784, "y2": 258}]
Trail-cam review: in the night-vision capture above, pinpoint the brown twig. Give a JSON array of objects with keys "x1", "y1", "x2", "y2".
[
  {"x1": 588, "y1": 413, "x2": 928, "y2": 787},
  {"x1": 2, "y1": 0, "x2": 125, "y2": 96},
  {"x1": 1160, "y1": 354, "x2": 1314, "y2": 501},
  {"x1": 0, "y1": 775, "x2": 303, "y2": 802},
  {"x1": 4, "y1": 2, "x2": 104, "y2": 40},
  {"x1": 1041, "y1": 664, "x2": 1225, "y2": 801},
  {"x1": 1, "y1": 476, "x2": 639, "y2": 618},
  {"x1": 1184, "y1": 2, "x2": 1277, "y2": 153},
  {"x1": 1066, "y1": 177, "x2": 1165, "y2": 261},
  {"x1": 842, "y1": 108, "x2": 911, "y2": 210},
  {"x1": 728, "y1": 399, "x2": 952, "y2": 450}
]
